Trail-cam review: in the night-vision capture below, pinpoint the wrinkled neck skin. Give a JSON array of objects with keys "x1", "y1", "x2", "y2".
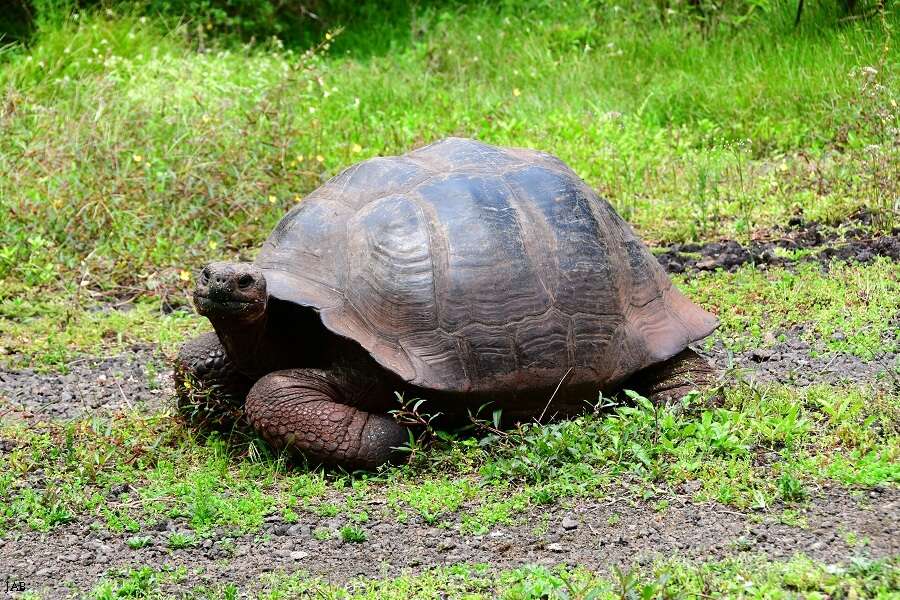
[{"x1": 209, "y1": 313, "x2": 270, "y2": 378}]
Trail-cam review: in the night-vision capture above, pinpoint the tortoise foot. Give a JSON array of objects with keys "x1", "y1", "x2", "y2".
[
  {"x1": 630, "y1": 348, "x2": 719, "y2": 405},
  {"x1": 244, "y1": 368, "x2": 408, "y2": 471},
  {"x1": 175, "y1": 332, "x2": 253, "y2": 429}
]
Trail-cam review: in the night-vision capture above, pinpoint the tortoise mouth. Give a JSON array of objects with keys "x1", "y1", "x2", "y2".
[{"x1": 194, "y1": 294, "x2": 266, "y2": 321}]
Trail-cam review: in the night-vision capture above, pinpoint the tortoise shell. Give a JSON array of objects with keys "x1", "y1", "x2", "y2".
[{"x1": 256, "y1": 138, "x2": 717, "y2": 393}]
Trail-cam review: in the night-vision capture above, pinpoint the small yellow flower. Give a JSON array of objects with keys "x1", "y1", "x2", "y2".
[
  {"x1": 293, "y1": 195, "x2": 301, "y2": 203},
  {"x1": 316, "y1": 155, "x2": 325, "y2": 163},
  {"x1": 351, "y1": 143, "x2": 362, "y2": 154},
  {"x1": 206, "y1": 22, "x2": 213, "y2": 30},
  {"x1": 512, "y1": 88, "x2": 521, "y2": 97},
  {"x1": 297, "y1": 154, "x2": 304, "y2": 162},
  {"x1": 133, "y1": 154, "x2": 143, "y2": 162},
  {"x1": 179, "y1": 270, "x2": 191, "y2": 282},
  {"x1": 208, "y1": 240, "x2": 218, "y2": 250},
  {"x1": 325, "y1": 32, "x2": 333, "y2": 41},
  {"x1": 201, "y1": 114, "x2": 210, "y2": 123},
  {"x1": 268, "y1": 195, "x2": 277, "y2": 204}
]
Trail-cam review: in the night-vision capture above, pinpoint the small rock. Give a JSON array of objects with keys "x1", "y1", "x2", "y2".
[
  {"x1": 289, "y1": 550, "x2": 309, "y2": 560},
  {"x1": 547, "y1": 542, "x2": 565, "y2": 553},
  {"x1": 749, "y1": 349, "x2": 773, "y2": 362},
  {"x1": 681, "y1": 480, "x2": 702, "y2": 495},
  {"x1": 696, "y1": 257, "x2": 718, "y2": 270},
  {"x1": 561, "y1": 515, "x2": 578, "y2": 531},
  {"x1": 154, "y1": 519, "x2": 174, "y2": 532}
]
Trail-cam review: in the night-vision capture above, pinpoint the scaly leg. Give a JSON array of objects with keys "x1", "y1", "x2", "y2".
[
  {"x1": 244, "y1": 368, "x2": 408, "y2": 470},
  {"x1": 174, "y1": 332, "x2": 254, "y2": 430}
]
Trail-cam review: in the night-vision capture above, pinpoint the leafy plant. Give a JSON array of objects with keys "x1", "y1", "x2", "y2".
[{"x1": 339, "y1": 524, "x2": 366, "y2": 543}]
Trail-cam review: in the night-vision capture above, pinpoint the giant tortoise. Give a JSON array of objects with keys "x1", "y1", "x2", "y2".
[{"x1": 175, "y1": 137, "x2": 718, "y2": 469}]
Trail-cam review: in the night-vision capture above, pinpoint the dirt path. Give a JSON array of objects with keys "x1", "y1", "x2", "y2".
[{"x1": 1, "y1": 485, "x2": 896, "y2": 596}]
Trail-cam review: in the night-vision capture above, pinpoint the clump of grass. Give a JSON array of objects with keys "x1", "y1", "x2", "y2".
[
  {"x1": 125, "y1": 535, "x2": 152, "y2": 549},
  {"x1": 339, "y1": 524, "x2": 367, "y2": 543},
  {"x1": 776, "y1": 471, "x2": 809, "y2": 503},
  {"x1": 167, "y1": 531, "x2": 195, "y2": 549},
  {"x1": 677, "y1": 258, "x2": 900, "y2": 359},
  {"x1": 0, "y1": 382, "x2": 896, "y2": 534}
]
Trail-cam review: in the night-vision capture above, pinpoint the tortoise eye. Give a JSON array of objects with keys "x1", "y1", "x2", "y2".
[
  {"x1": 237, "y1": 274, "x2": 255, "y2": 289},
  {"x1": 199, "y1": 267, "x2": 210, "y2": 284}
]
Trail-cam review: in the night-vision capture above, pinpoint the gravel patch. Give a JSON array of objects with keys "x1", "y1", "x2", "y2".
[
  {"x1": 1, "y1": 485, "x2": 896, "y2": 596},
  {"x1": 702, "y1": 323, "x2": 898, "y2": 387},
  {"x1": 0, "y1": 346, "x2": 173, "y2": 421}
]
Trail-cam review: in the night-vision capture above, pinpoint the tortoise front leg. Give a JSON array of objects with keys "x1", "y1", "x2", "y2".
[
  {"x1": 244, "y1": 368, "x2": 408, "y2": 470},
  {"x1": 630, "y1": 348, "x2": 719, "y2": 405},
  {"x1": 174, "y1": 332, "x2": 254, "y2": 430}
]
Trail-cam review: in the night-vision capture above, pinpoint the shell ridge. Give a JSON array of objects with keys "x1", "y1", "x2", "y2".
[{"x1": 496, "y1": 168, "x2": 557, "y2": 307}]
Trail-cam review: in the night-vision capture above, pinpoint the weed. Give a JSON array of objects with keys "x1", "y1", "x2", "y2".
[
  {"x1": 777, "y1": 471, "x2": 809, "y2": 503},
  {"x1": 167, "y1": 531, "x2": 195, "y2": 549},
  {"x1": 125, "y1": 535, "x2": 152, "y2": 550},
  {"x1": 339, "y1": 524, "x2": 366, "y2": 543}
]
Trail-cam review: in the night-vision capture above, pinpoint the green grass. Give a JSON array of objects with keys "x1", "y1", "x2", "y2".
[
  {"x1": 0, "y1": 1, "x2": 897, "y2": 314},
  {"x1": 1, "y1": 381, "x2": 895, "y2": 535},
  {"x1": 83, "y1": 554, "x2": 900, "y2": 599},
  {"x1": 677, "y1": 258, "x2": 900, "y2": 359},
  {"x1": 339, "y1": 523, "x2": 367, "y2": 543},
  {"x1": 0, "y1": 281, "x2": 204, "y2": 369}
]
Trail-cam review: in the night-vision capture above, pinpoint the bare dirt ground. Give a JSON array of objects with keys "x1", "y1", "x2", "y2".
[{"x1": 1, "y1": 484, "x2": 896, "y2": 596}]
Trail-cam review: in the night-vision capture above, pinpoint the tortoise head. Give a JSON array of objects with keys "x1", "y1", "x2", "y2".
[{"x1": 194, "y1": 261, "x2": 267, "y2": 324}]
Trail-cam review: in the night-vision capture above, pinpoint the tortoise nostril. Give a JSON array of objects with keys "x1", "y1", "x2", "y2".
[{"x1": 237, "y1": 274, "x2": 254, "y2": 289}]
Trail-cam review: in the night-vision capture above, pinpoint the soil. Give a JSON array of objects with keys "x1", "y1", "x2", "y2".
[
  {"x1": 654, "y1": 217, "x2": 900, "y2": 274},
  {"x1": 0, "y1": 348, "x2": 174, "y2": 421},
  {"x1": 0, "y1": 484, "x2": 896, "y2": 596}
]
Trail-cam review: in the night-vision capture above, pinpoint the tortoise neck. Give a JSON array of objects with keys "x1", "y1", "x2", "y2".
[{"x1": 209, "y1": 313, "x2": 269, "y2": 377}]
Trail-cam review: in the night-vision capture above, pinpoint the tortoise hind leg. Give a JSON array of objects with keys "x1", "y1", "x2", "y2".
[
  {"x1": 627, "y1": 348, "x2": 719, "y2": 405},
  {"x1": 244, "y1": 368, "x2": 408, "y2": 470},
  {"x1": 174, "y1": 332, "x2": 254, "y2": 429}
]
